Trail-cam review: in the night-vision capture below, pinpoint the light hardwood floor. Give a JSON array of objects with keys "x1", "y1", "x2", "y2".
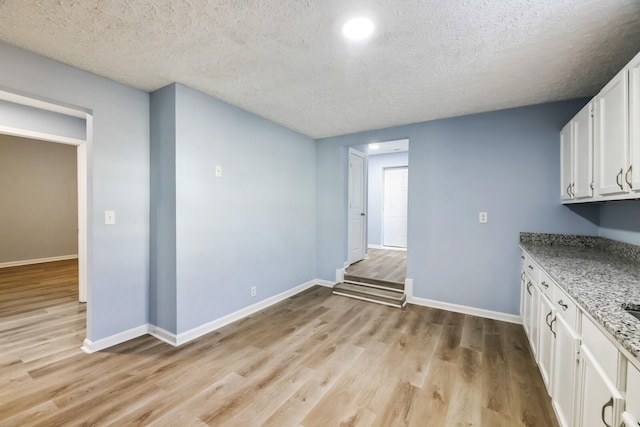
[
  {"x1": 346, "y1": 248, "x2": 407, "y2": 285},
  {"x1": 0, "y1": 261, "x2": 558, "y2": 426}
]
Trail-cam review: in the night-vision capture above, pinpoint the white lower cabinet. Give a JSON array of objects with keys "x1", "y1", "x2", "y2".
[
  {"x1": 552, "y1": 314, "x2": 580, "y2": 427},
  {"x1": 576, "y1": 345, "x2": 623, "y2": 427},
  {"x1": 538, "y1": 294, "x2": 555, "y2": 393}
]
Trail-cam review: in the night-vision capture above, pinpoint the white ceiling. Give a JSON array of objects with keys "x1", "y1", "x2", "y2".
[{"x1": 0, "y1": 1, "x2": 639, "y2": 139}]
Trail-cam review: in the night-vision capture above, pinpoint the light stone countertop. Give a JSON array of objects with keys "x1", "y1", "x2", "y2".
[{"x1": 520, "y1": 235, "x2": 640, "y2": 366}]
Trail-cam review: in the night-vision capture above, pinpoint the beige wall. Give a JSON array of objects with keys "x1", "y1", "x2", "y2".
[{"x1": 0, "y1": 134, "x2": 77, "y2": 264}]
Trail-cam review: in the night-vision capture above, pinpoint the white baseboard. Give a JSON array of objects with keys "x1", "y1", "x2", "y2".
[
  {"x1": 404, "y1": 278, "x2": 414, "y2": 298},
  {"x1": 148, "y1": 325, "x2": 178, "y2": 346},
  {"x1": 81, "y1": 324, "x2": 149, "y2": 354},
  {"x1": 315, "y1": 279, "x2": 335, "y2": 288},
  {"x1": 335, "y1": 268, "x2": 345, "y2": 283},
  {"x1": 0, "y1": 254, "x2": 78, "y2": 269},
  {"x1": 409, "y1": 296, "x2": 522, "y2": 324},
  {"x1": 367, "y1": 244, "x2": 407, "y2": 251}
]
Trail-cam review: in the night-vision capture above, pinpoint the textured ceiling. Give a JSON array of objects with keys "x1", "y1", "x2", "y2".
[{"x1": 0, "y1": 1, "x2": 639, "y2": 139}]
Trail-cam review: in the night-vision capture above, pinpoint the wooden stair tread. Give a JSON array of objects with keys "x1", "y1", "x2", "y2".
[
  {"x1": 332, "y1": 282, "x2": 406, "y2": 308},
  {"x1": 343, "y1": 274, "x2": 404, "y2": 291}
]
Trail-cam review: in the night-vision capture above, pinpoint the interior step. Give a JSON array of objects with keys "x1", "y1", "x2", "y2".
[
  {"x1": 343, "y1": 274, "x2": 404, "y2": 292},
  {"x1": 333, "y1": 282, "x2": 406, "y2": 308}
]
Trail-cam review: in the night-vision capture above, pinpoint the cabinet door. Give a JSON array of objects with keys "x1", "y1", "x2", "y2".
[
  {"x1": 595, "y1": 68, "x2": 629, "y2": 196},
  {"x1": 561, "y1": 122, "x2": 574, "y2": 201},
  {"x1": 523, "y1": 277, "x2": 533, "y2": 338},
  {"x1": 529, "y1": 282, "x2": 540, "y2": 360},
  {"x1": 552, "y1": 315, "x2": 580, "y2": 427},
  {"x1": 576, "y1": 346, "x2": 623, "y2": 427},
  {"x1": 626, "y1": 363, "x2": 640, "y2": 424},
  {"x1": 538, "y1": 294, "x2": 555, "y2": 394},
  {"x1": 629, "y1": 51, "x2": 640, "y2": 192},
  {"x1": 573, "y1": 102, "x2": 594, "y2": 199}
]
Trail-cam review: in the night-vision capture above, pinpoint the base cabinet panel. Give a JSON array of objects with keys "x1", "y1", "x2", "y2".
[
  {"x1": 577, "y1": 347, "x2": 623, "y2": 427},
  {"x1": 552, "y1": 315, "x2": 580, "y2": 427}
]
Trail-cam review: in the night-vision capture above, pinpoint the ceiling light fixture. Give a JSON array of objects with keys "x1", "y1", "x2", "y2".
[
  {"x1": 342, "y1": 17, "x2": 374, "y2": 41},
  {"x1": 369, "y1": 143, "x2": 380, "y2": 149}
]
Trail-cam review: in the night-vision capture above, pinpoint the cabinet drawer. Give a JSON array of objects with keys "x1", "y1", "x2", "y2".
[
  {"x1": 523, "y1": 254, "x2": 540, "y2": 284},
  {"x1": 539, "y1": 270, "x2": 555, "y2": 301},
  {"x1": 553, "y1": 285, "x2": 577, "y2": 330},
  {"x1": 582, "y1": 316, "x2": 619, "y2": 383}
]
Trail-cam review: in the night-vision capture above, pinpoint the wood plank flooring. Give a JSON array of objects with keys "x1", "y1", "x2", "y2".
[
  {"x1": 0, "y1": 261, "x2": 558, "y2": 426},
  {"x1": 346, "y1": 248, "x2": 407, "y2": 285}
]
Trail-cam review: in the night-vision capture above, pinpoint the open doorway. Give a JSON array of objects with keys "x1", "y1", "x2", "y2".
[
  {"x1": 0, "y1": 90, "x2": 90, "y2": 349},
  {"x1": 336, "y1": 139, "x2": 408, "y2": 307}
]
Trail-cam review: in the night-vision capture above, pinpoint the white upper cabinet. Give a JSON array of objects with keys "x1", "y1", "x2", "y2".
[
  {"x1": 560, "y1": 122, "x2": 574, "y2": 201},
  {"x1": 564, "y1": 49, "x2": 640, "y2": 202},
  {"x1": 572, "y1": 103, "x2": 594, "y2": 199},
  {"x1": 629, "y1": 51, "x2": 640, "y2": 192},
  {"x1": 595, "y1": 67, "x2": 629, "y2": 196}
]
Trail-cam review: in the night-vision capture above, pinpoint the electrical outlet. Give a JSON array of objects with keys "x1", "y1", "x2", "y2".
[
  {"x1": 215, "y1": 165, "x2": 222, "y2": 177},
  {"x1": 251, "y1": 286, "x2": 256, "y2": 297},
  {"x1": 479, "y1": 212, "x2": 488, "y2": 223},
  {"x1": 105, "y1": 210, "x2": 116, "y2": 225}
]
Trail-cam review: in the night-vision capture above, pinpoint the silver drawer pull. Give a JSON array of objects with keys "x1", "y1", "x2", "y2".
[
  {"x1": 526, "y1": 282, "x2": 532, "y2": 296},
  {"x1": 557, "y1": 300, "x2": 568, "y2": 310},
  {"x1": 541, "y1": 281, "x2": 549, "y2": 289},
  {"x1": 528, "y1": 265, "x2": 534, "y2": 270},
  {"x1": 600, "y1": 396, "x2": 613, "y2": 427}
]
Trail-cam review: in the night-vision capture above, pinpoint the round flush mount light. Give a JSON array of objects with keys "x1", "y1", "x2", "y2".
[
  {"x1": 342, "y1": 17, "x2": 375, "y2": 41},
  {"x1": 369, "y1": 143, "x2": 380, "y2": 150}
]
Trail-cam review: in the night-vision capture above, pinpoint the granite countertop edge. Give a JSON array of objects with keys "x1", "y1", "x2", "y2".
[{"x1": 519, "y1": 233, "x2": 640, "y2": 364}]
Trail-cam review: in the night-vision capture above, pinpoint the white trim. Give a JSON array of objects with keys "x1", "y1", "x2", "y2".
[
  {"x1": 80, "y1": 324, "x2": 149, "y2": 354},
  {"x1": 409, "y1": 296, "x2": 522, "y2": 324},
  {"x1": 0, "y1": 254, "x2": 78, "y2": 269},
  {"x1": 315, "y1": 279, "x2": 335, "y2": 288},
  {"x1": 404, "y1": 278, "x2": 414, "y2": 299},
  {"x1": 148, "y1": 325, "x2": 178, "y2": 346},
  {"x1": 367, "y1": 244, "x2": 407, "y2": 251},
  {"x1": 343, "y1": 279, "x2": 403, "y2": 293},
  {"x1": 0, "y1": 88, "x2": 90, "y2": 118},
  {"x1": 0, "y1": 125, "x2": 85, "y2": 146},
  {"x1": 174, "y1": 279, "x2": 324, "y2": 346},
  {"x1": 336, "y1": 268, "x2": 345, "y2": 283}
]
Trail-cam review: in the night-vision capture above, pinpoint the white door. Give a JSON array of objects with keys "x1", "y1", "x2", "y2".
[
  {"x1": 383, "y1": 167, "x2": 408, "y2": 248},
  {"x1": 595, "y1": 68, "x2": 629, "y2": 196},
  {"x1": 347, "y1": 149, "x2": 366, "y2": 265}
]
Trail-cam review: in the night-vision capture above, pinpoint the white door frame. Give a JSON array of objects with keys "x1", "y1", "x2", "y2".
[
  {"x1": 0, "y1": 89, "x2": 90, "y2": 305},
  {"x1": 347, "y1": 147, "x2": 367, "y2": 265}
]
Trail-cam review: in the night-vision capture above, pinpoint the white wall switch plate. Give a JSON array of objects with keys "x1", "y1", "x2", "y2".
[
  {"x1": 215, "y1": 165, "x2": 222, "y2": 177},
  {"x1": 479, "y1": 212, "x2": 488, "y2": 223},
  {"x1": 105, "y1": 210, "x2": 116, "y2": 225}
]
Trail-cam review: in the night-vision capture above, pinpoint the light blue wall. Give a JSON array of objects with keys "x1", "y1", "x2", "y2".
[
  {"x1": 0, "y1": 42, "x2": 150, "y2": 341},
  {"x1": 367, "y1": 152, "x2": 409, "y2": 247},
  {"x1": 599, "y1": 201, "x2": 640, "y2": 245},
  {"x1": 149, "y1": 84, "x2": 177, "y2": 332},
  {"x1": 317, "y1": 100, "x2": 600, "y2": 315},
  {"x1": 0, "y1": 99, "x2": 86, "y2": 140},
  {"x1": 173, "y1": 84, "x2": 316, "y2": 333}
]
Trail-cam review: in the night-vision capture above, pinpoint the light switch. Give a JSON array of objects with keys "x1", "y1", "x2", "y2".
[
  {"x1": 479, "y1": 212, "x2": 488, "y2": 224},
  {"x1": 105, "y1": 210, "x2": 116, "y2": 225},
  {"x1": 215, "y1": 165, "x2": 222, "y2": 177}
]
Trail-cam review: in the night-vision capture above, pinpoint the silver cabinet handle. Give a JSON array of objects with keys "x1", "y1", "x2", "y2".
[
  {"x1": 600, "y1": 396, "x2": 613, "y2": 427},
  {"x1": 541, "y1": 281, "x2": 549, "y2": 289},
  {"x1": 521, "y1": 272, "x2": 525, "y2": 281},
  {"x1": 570, "y1": 183, "x2": 575, "y2": 198},
  {"x1": 526, "y1": 281, "x2": 532, "y2": 295},
  {"x1": 626, "y1": 165, "x2": 633, "y2": 189},
  {"x1": 557, "y1": 300, "x2": 568, "y2": 310},
  {"x1": 545, "y1": 311, "x2": 553, "y2": 327},
  {"x1": 566, "y1": 184, "x2": 572, "y2": 197},
  {"x1": 528, "y1": 265, "x2": 534, "y2": 270},
  {"x1": 616, "y1": 168, "x2": 624, "y2": 190},
  {"x1": 521, "y1": 255, "x2": 525, "y2": 260},
  {"x1": 549, "y1": 316, "x2": 557, "y2": 338},
  {"x1": 590, "y1": 181, "x2": 594, "y2": 191}
]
